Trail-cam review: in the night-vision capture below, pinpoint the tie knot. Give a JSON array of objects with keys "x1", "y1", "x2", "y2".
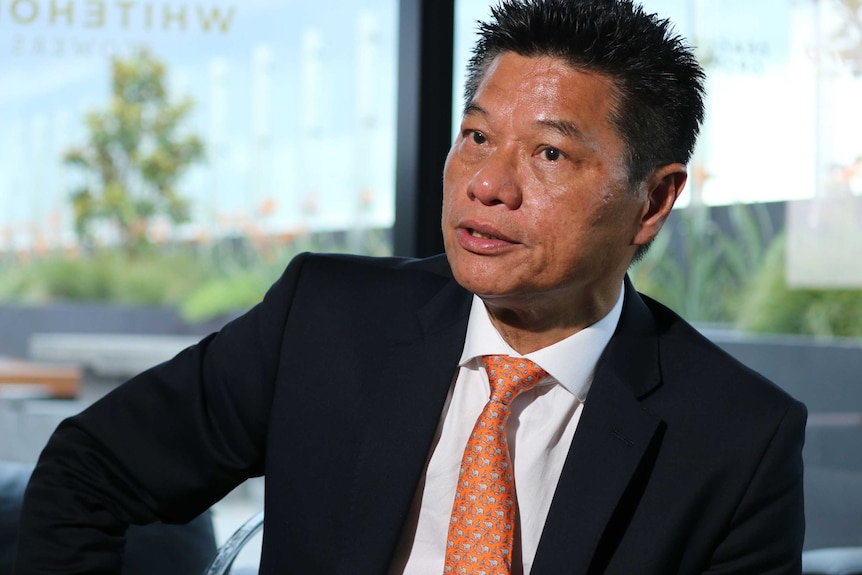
[{"x1": 481, "y1": 355, "x2": 548, "y2": 405}]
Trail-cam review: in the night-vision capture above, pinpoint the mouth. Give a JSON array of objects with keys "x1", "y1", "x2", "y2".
[
  {"x1": 468, "y1": 228, "x2": 499, "y2": 240},
  {"x1": 454, "y1": 223, "x2": 518, "y2": 253},
  {"x1": 460, "y1": 221, "x2": 514, "y2": 243}
]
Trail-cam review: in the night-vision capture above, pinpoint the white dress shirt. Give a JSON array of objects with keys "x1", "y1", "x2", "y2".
[{"x1": 392, "y1": 284, "x2": 624, "y2": 574}]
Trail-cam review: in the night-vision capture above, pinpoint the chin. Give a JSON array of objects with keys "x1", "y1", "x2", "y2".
[{"x1": 452, "y1": 272, "x2": 505, "y2": 299}]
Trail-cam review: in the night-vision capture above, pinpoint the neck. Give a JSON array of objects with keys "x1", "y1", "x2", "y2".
[{"x1": 482, "y1": 283, "x2": 622, "y2": 354}]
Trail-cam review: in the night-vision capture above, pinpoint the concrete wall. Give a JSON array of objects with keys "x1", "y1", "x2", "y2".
[
  {"x1": 0, "y1": 303, "x2": 234, "y2": 358},
  {"x1": 708, "y1": 330, "x2": 862, "y2": 550}
]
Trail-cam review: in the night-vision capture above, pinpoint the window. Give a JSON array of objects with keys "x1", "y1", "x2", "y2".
[
  {"x1": 453, "y1": 0, "x2": 862, "y2": 553},
  {"x1": 0, "y1": 1, "x2": 399, "y2": 313}
]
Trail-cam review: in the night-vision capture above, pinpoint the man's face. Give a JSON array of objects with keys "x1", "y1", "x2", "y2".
[{"x1": 443, "y1": 52, "x2": 652, "y2": 317}]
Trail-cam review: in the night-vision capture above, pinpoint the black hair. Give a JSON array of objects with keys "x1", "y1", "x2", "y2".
[{"x1": 464, "y1": 0, "x2": 706, "y2": 187}]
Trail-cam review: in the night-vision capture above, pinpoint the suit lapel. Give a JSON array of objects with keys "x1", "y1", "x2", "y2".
[
  {"x1": 336, "y1": 273, "x2": 665, "y2": 573},
  {"x1": 532, "y1": 279, "x2": 665, "y2": 575},
  {"x1": 339, "y1": 277, "x2": 472, "y2": 571}
]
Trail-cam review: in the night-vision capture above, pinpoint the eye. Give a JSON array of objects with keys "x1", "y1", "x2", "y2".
[
  {"x1": 541, "y1": 147, "x2": 562, "y2": 162},
  {"x1": 468, "y1": 130, "x2": 487, "y2": 145}
]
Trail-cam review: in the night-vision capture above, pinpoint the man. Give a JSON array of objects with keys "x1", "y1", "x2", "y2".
[{"x1": 15, "y1": 1, "x2": 805, "y2": 574}]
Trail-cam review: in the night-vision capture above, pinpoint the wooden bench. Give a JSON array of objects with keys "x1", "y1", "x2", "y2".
[{"x1": 0, "y1": 357, "x2": 81, "y2": 399}]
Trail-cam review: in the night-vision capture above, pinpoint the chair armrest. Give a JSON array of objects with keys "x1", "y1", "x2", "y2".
[{"x1": 204, "y1": 510, "x2": 264, "y2": 575}]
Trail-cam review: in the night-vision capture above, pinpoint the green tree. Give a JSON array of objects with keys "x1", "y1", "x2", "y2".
[{"x1": 64, "y1": 48, "x2": 205, "y2": 253}]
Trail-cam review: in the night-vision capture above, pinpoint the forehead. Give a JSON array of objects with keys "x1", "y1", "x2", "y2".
[{"x1": 467, "y1": 52, "x2": 620, "y2": 138}]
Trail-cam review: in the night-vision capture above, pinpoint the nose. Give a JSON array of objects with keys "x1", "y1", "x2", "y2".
[{"x1": 466, "y1": 148, "x2": 523, "y2": 209}]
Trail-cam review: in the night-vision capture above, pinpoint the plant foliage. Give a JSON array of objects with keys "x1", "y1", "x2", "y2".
[
  {"x1": 0, "y1": 251, "x2": 216, "y2": 307},
  {"x1": 64, "y1": 48, "x2": 205, "y2": 253},
  {"x1": 737, "y1": 235, "x2": 862, "y2": 338},
  {"x1": 630, "y1": 203, "x2": 773, "y2": 324}
]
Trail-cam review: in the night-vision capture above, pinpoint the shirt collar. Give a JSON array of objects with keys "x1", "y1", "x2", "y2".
[{"x1": 458, "y1": 283, "x2": 625, "y2": 402}]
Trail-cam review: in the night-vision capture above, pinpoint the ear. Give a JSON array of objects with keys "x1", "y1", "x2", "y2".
[{"x1": 632, "y1": 163, "x2": 687, "y2": 246}]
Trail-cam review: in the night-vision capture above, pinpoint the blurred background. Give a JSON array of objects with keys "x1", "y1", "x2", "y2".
[{"x1": 0, "y1": 0, "x2": 860, "y2": 564}]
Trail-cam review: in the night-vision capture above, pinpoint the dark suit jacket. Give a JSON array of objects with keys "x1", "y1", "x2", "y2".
[
  {"x1": 15, "y1": 252, "x2": 806, "y2": 575},
  {"x1": 1, "y1": 461, "x2": 216, "y2": 575}
]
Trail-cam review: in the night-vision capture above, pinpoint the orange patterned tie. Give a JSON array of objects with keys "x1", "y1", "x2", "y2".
[{"x1": 443, "y1": 355, "x2": 548, "y2": 575}]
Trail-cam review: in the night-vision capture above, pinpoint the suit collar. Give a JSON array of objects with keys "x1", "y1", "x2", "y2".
[
  {"x1": 337, "y1": 265, "x2": 665, "y2": 573},
  {"x1": 416, "y1": 270, "x2": 474, "y2": 337},
  {"x1": 597, "y1": 275, "x2": 662, "y2": 399},
  {"x1": 337, "y1": 272, "x2": 472, "y2": 570},
  {"x1": 532, "y1": 277, "x2": 665, "y2": 574}
]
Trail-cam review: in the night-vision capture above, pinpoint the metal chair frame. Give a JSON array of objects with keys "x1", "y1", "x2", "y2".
[{"x1": 203, "y1": 510, "x2": 264, "y2": 575}]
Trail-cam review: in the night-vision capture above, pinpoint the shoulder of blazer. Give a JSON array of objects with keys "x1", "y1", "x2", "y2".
[
  {"x1": 599, "y1": 278, "x2": 800, "y2": 410},
  {"x1": 276, "y1": 252, "x2": 470, "y2": 340},
  {"x1": 291, "y1": 251, "x2": 454, "y2": 278},
  {"x1": 284, "y1": 252, "x2": 459, "y2": 302},
  {"x1": 635, "y1": 285, "x2": 802, "y2": 411}
]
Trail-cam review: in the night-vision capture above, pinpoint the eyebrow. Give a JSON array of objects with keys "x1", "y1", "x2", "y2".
[
  {"x1": 536, "y1": 118, "x2": 585, "y2": 143},
  {"x1": 462, "y1": 103, "x2": 586, "y2": 144},
  {"x1": 462, "y1": 102, "x2": 487, "y2": 117}
]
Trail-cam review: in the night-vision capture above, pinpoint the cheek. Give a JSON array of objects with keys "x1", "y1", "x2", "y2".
[
  {"x1": 441, "y1": 180, "x2": 459, "y2": 224},
  {"x1": 442, "y1": 160, "x2": 459, "y2": 212},
  {"x1": 529, "y1": 186, "x2": 592, "y2": 233},
  {"x1": 442, "y1": 161, "x2": 477, "y2": 216}
]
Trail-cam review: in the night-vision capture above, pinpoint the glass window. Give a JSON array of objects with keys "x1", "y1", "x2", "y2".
[
  {"x1": 0, "y1": 0, "x2": 398, "y2": 552},
  {"x1": 0, "y1": 3, "x2": 400, "y2": 540},
  {"x1": 454, "y1": 0, "x2": 862, "y2": 323},
  {"x1": 0, "y1": 0, "x2": 398, "y2": 328},
  {"x1": 453, "y1": 0, "x2": 862, "y2": 554}
]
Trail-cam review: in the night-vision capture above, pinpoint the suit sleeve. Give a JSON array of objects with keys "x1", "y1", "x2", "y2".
[
  {"x1": 704, "y1": 399, "x2": 807, "y2": 575},
  {"x1": 13, "y1": 253, "x2": 313, "y2": 575}
]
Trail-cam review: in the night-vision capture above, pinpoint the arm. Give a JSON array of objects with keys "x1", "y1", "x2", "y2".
[
  {"x1": 704, "y1": 399, "x2": 807, "y2": 575},
  {"x1": 13, "y1": 253, "x2": 312, "y2": 574}
]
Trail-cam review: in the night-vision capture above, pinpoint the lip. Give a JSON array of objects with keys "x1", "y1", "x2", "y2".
[{"x1": 455, "y1": 221, "x2": 519, "y2": 254}]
